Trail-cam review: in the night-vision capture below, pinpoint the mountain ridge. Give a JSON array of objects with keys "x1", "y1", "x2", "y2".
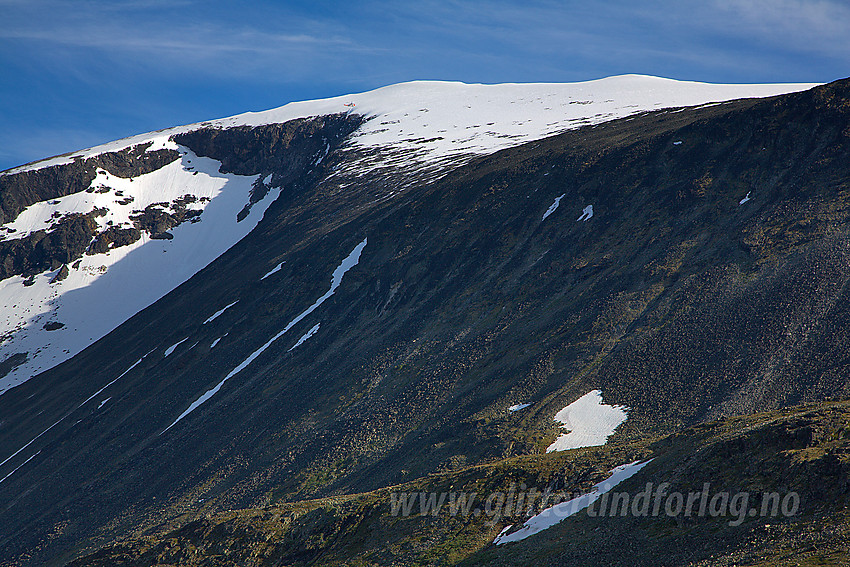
[{"x1": 2, "y1": 75, "x2": 816, "y2": 178}]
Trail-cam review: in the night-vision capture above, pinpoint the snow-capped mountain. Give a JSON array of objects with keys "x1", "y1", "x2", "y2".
[
  {"x1": 0, "y1": 76, "x2": 816, "y2": 393},
  {"x1": 4, "y1": 76, "x2": 815, "y2": 178},
  {"x1": 4, "y1": 75, "x2": 850, "y2": 567}
]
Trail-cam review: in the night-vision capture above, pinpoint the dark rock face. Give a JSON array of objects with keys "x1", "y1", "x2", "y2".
[
  {"x1": 0, "y1": 213, "x2": 98, "y2": 280},
  {"x1": 87, "y1": 226, "x2": 142, "y2": 255},
  {"x1": 129, "y1": 204, "x2": 200, "y2": 237},
  {"x1": 0, "y1": 142, "x2": 182, "y2": 282},
  {"x1": 135, "y1": 205, "x2": 175, "y2": 234},
  {"x1": 92, "y1": 142, "x2": 179, "y2": 179},
  {"x1": 173, "y1": 114, "x2": 362, "y2": 180},
  {"x1": 0, "y1": 353, "x2": 27, "y2": 380},
  {"x1": 0, "y1": 167, "x2": 96, "y2": 227},
  {"x1": 43, "y1": 322, "x2": 64, "y2": 331},
  {"x1": 51, "y1": 264, "x2": 69, "y2": 283},
  {"x1": 174, "y1": 113, "x2": 363, "y2": 221}
]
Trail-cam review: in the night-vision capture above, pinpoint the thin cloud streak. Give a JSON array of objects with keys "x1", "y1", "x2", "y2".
[
  {"x1": 1, "y1": 0, "x2": 843, "y2": 84},
  {"x1": 1, "y1": 27, "x2": 351, "y2": 52},
  {"x1": 0, "y1": 2, "x2": 373, "y2": 82}
]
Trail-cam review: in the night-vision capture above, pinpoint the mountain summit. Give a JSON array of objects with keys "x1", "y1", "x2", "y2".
[{"x1": 2, "y1": 75, "x2": 849, "y2": 566}]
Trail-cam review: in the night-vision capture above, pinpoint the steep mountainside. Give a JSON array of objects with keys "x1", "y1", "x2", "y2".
[
  {"x1": 0, "y1": 76, "x2": 815, "y2": 393},
  {"x1": 1, "y1": 76, "x2": 848, "y2": 566}
]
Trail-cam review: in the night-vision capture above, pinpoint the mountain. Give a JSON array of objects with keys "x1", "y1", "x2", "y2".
[
  {"x1": 0, "y1": 76, "x2": 813, "y2": 394},
  {"x1": 1, "y1": 75, "x2": 849, "y2": 566}
]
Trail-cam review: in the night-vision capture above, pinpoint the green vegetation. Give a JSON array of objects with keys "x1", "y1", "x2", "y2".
[{"x1": 70, "y1": 401, "x2": 850, "y2": 566}]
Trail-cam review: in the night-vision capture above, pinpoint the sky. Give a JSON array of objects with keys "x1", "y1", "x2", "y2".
[{"x1": 1, "y1": 0, "x2": 848, "y2": 172}]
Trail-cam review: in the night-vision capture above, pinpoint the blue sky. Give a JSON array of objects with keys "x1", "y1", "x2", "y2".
[{"x1": 1, "y1": 0, "x2": 848, "y2": 171}]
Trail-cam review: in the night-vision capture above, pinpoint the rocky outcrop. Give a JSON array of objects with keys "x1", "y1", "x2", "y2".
[
  {"x1": 173, "y1": 114, "x2": 362, "y2": 179},
  {"x1": 0, "y1": 213, "x2": 97, "y2": 280},
  {"x1": 51, "y1": 264, "x2": 69, "y2": 283},
  {"x1": 174, "y1": 114, "x2": 362, "y2": 220},
  {"x1": 87, "y1": 226, "x2": 142, "y2": 255},
  {"x1": 129, "y1": 202, "x2": 202, "y2": 237},
  {"x1": 0, "y1": 116, "x2": 361, "y2": 284},
  {"x1": 0, "y1": 142, "x2": 180, "y2": 225},
  {"x1": 0, "y1": 142, "x2": 183, "y2": 281},
  {"x1": 91, "y1": 142, "x2": 179, "y2": 179}
]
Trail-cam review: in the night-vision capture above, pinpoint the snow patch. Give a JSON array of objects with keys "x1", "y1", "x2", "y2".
[
  {"x1": 314, "y1": 142, "x2": 330, "y2": 166},
  {"x1": 496, "y1": 525, "x2": 514, "y2": 539},
  {"x1": 76, "y1": 351, "x2": 152, "y2": 410},
  {"x1": 509, "y1": 403, "x2": 531, "y2": 412},
  {"x1": 739, "y1": 192, "x2": 752, "y2": 205},
  {"x1": 210, "y1": 334, "x2": 227, "y2": 349},
  {"x1": 0, "y1": 450, "x2": 41, "y2": 485},
  {"x1": 577, "y1": 205, "x2": 593, "y2": 222},
  {"x1": 494, "y1": 460, "x2": 651, "y2": 544},
  {"x1": 542, "y1": 194, "x2": 565, "y2": 221},
  {"x1": 260, "y1": 262, "x2": 285, "y2": 281},
  {"x1": 546, "y1": 390, "x2": 628, "y2": 452},
  {"x1": 164, "y1": 338, "x2": 189, "y2": 357},
  {"x1": 289, "y1": 323, "x2": 321, "y2": 351},
  {"x1": 0, "y1": 416, "x2": 62, "y2": 471},
  {"x1": 203, "y1": 301, "x2": 238, "y2": 324}
]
